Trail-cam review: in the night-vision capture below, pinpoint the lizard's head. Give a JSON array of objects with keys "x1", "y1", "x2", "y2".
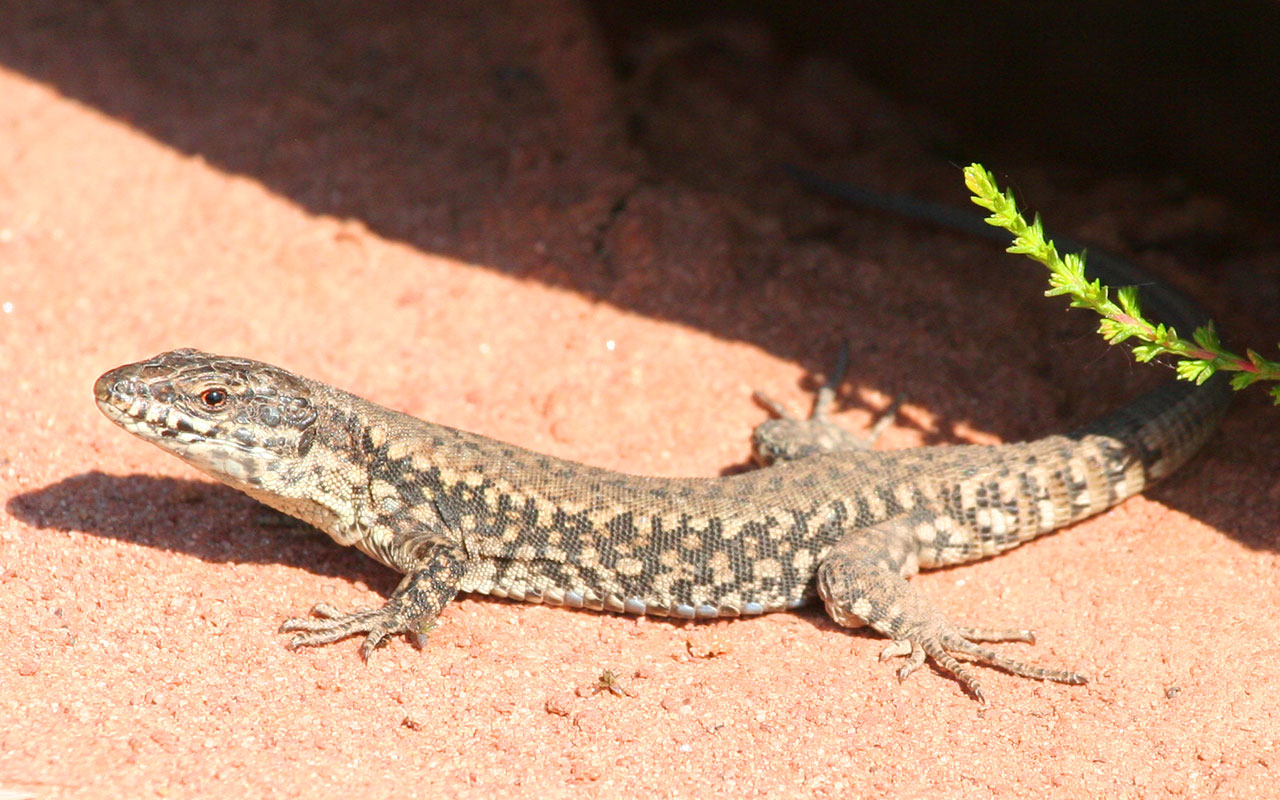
[{"x1": 94, "y1": 349, "x2": 320, "y2": 489}]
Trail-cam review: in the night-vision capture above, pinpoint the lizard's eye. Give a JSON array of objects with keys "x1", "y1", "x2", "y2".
[{"x1": 200, "y1": 387, "x2": 229, "y2": 408}]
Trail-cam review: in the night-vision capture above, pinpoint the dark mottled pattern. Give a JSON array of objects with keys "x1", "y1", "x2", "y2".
[{"x1": 94, "y1": 329, "x2": 1230, "y2": 702}]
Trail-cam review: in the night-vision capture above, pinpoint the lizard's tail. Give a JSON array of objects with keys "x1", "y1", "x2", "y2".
[{"x1": 786, "y1": 164, "x2": 1233, "y2": 503}]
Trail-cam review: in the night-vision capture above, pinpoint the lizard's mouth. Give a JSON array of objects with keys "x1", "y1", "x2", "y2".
[
  {"x1": 93, "y1": 367, "x2": 272, "y2": 485},
  {"x1": 95, "y1": 382, "x2": 276, "y2": 491},
  {"x1": 94, "y1": 369, "x2": 217, "y2": 446},
  {"x1": 96, "y1": 360, "x2": 295, "y2": 494}
]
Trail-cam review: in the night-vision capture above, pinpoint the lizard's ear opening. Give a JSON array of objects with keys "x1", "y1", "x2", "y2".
[{"x1": 296, "y1": 426, "x2": 317, "y2": 458}]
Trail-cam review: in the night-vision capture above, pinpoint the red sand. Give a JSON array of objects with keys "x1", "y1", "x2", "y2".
[{"x1": 2, "y1": 3, "x2": 1278, "y2": 798}]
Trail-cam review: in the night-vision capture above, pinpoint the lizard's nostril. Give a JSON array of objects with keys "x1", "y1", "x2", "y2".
[{"x1": 93, "y1": 372, "x2": 117, "y2": 402}]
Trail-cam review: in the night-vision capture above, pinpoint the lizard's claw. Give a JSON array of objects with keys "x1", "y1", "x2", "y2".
[
  {"x1": 279, "y1": 551, "x2": 461, "y2": 658},
  {"x1": 279, "y1": 601, "x2": 423, "y2": 660},
  {"x1": 818, "y1": 519, "x2": 1088, "y2": 704},
  {"x1": 876, "y1": 625, "x2": 1085, "y2": 705}
]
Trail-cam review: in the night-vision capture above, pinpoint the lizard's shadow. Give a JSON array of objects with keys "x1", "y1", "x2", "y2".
[{"x1": 5, "y1": 472, "x2": 392, "y2": 588}]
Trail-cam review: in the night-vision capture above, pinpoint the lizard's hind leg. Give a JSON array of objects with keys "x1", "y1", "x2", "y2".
[
  {"x1": 751, "y1": 341, "x2": 900, "y2": 465},
  {"x1": 816, "y1": 513, "x2": 1087, "y2": 704}
]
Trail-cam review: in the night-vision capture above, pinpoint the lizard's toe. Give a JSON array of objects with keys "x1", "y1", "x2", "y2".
[
  {"x1": 817, "y1": 525, "x2": 1087, "y2": 702},
  {"x1": 881, "y1": 639, "x2": 928, "y2": 682},
  {"x1": 276, "y1": 551, "x2": 462, "y2": 657},
  {"x1": 279, "y1": 603, "x2": 408, "y2": 656},
  {"x1": 877, "y1": 624, "x2": 1086, "y2": 703}
]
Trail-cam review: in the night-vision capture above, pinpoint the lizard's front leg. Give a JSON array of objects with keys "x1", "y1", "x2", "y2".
[
  {"x1": 280, "y1": 538, "x2": 466, "y2": 659},
  {"x1": 816, "y1": 511, "x2": 1087, "y2": 703}
]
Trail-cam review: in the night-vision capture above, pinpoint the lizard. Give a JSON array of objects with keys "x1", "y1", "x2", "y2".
[{"x1": 92, "y1": 194, "x2": 1232, "y2": 703}]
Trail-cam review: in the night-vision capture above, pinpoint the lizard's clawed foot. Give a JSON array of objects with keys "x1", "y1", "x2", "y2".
[
  {"x1": 279, "y1": 601, "x2": 434, "y2": 660},
  {"x1": 818, "y1": 523, "x2": 1087, "y2": 704},
  {"x1": 751, "y1": 341, "x2": 900, "y2": 465},
  {"x1": 878, "y1": 625, "x2": 1086, "y2": 705},
  {"x1": 279, "y1": 554, "x2": 461, "y2": 659}
]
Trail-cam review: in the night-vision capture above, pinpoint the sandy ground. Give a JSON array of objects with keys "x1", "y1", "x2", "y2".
[{"x1": 2, "y1": 2, "x2": 1279, "y2": 798}]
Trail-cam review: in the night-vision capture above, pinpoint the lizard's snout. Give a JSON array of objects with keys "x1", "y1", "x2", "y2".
[
  {"x1": 94, "y1": 366, "x2": 147, "y2": 413},
  {"x1": 94, "y1": 369, "x2": 124, "y2": 404}
]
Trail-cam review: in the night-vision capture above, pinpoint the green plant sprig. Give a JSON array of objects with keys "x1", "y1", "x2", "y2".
[{"x1": 964, "y1": 164, "x2": 1280, "y2": 404}]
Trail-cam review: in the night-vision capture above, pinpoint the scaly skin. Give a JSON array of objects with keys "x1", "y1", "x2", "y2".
[
  {"x1": 94, "y1": 327, "x2": 1228, "y2": 704},
  {"x1": 91, "y1": 178, "x2": 1233, "y2": 704}
]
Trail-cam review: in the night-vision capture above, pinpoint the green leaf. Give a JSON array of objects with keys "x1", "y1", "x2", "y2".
[
  {"x1": 1192, "y1": 322, "x2": 1220, "y2": 351},
  {"x1": 1133, "y1": 343, "x2": 1166, "y2": 362},
  {"x1": 1116, "y1": 285, "x2": 1142, "y2": 318},
  {"x1": 1231, "y1": 371, "x2": 1261, "y2": 390},
  {"x1": 1151, "y1": 323, "x2": 1176, "y2": 344},
  {"x1": 1062, "y1": 252, "x2": 1087, "y2": 281},
  {"x1": 1099, "y1": 319, "x2": 1134, "y2": 344},
  {"x1": 1045, "y1": 273, "x2": 1073, "y2": 296},
  {"x1": 965, "y1": 163, "x2": 1275, "y2": 401},
  {"x1": 1175, "y1": 359, "x2": 1217, "y2": 384}
]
